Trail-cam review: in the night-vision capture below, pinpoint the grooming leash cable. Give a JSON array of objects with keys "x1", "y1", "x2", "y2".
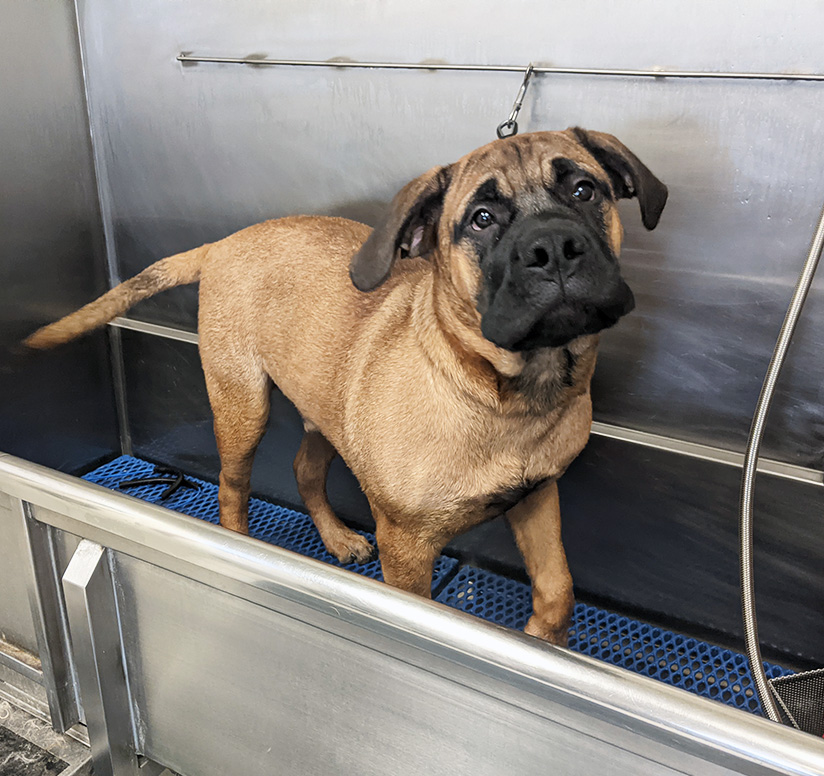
[
  {"x1": 740, "y1": 202, "x2": 824, "y2": 722},
  {"x1": 497, "y1": 63, "x2": 534, "y2": 139}
]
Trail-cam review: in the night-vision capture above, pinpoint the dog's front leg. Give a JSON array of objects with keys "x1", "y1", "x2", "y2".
[
  {"x1": 374, "y1": 509, "x2": 445, "y2": 598},
  {"x1": 506, "y1": 480, "x2": 574, "y2": 646}
]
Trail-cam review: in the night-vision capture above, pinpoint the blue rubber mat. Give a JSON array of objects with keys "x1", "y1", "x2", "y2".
[
  {"x1": 434, "y1": 565, "x2": 793, "y2": 714},
  {"x1": 83, "y1": 455, "x2": 458, "y2": 592},
  {"x1": 83, "y1": 455, "x2": 794, "y2": 716}
]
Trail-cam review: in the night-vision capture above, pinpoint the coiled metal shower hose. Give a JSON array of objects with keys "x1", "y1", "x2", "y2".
[{"x1": 740, "y1": 203, "x2": 824, "y2": 722}]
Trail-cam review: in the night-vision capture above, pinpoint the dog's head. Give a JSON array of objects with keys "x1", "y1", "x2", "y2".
[{"x1": 349, "y1": 128, "x2": 667, "y2": 351}]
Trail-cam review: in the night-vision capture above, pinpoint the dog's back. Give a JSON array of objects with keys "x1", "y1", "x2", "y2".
[{"x1": 24, "y1": 214, "x2": 431, "y2": 449}]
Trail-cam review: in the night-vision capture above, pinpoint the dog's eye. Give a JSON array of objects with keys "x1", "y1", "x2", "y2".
[
  {"x1": 471, "y1": 209, "x2": 495, "y2": 230},
  {"x1": 571, "y1": 180, "x2": 596, "y2": 202}
]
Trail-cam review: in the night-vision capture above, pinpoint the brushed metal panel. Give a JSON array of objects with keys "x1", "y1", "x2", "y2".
[
  {"x1": 62, "y1": 541, "x2": 149, "y2": 776},
  {"x1": 0, "y1": 0, "x2": 119, "y2": 471},
  {"x1": 19, "y1": 503, "x2": 82, "y2": 732},
  {"x1": 76, "y1": 0, "x2": 824, "y2": 465},
  {"x1": 113, "y1": 554, "x2": 726, "y2": 776},
  {"x1": 0, "y1": 492, "x2": 38, "y2": 653},
  {"x1": 0, "y1": 491, "x2": 83, "y2": 730}
]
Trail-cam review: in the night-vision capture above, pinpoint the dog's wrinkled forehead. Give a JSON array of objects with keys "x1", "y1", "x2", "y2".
[{"x1": 444, "y1": 131, "x2": 610, "y2": 218}]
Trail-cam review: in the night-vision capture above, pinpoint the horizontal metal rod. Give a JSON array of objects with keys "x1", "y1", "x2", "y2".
[
  {"x1": 111, "y1": 316, "x2": 198, "y2": 345},
  {"x1": 0, "y1": 641, "x2": 43, "y2": 685},
  {"x1": 109, "y1": 316, "x2": 822, "y2": 487},
  {"x1": 177, "y1": 53, "x2": 824, "y2": 82},
  {"x1": 590, "y1": 422, "x2": 823, "y2": 486}
]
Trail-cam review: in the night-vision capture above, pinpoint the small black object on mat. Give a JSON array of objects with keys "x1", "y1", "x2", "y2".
[{"x1": 117, "y1": 464, "x2": 200, "y2": 500}]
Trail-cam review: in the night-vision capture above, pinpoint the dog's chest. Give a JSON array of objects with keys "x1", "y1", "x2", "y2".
[
  {"x1": 341, "y1": 336, "x2": 594, "y2": 521},
  {"x1": 472, "y1": 402, "x2": 589, "y2": 514},
  {"x1": 349, "y1": 388, "x2": 589, "y2": 522},
  {"x1": 482, "y1": 476, "x2": 548, "y2": 515}
]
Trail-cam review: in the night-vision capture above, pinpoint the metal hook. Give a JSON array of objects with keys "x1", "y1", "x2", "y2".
[{"x1": 496, "y1": 63, "x2": 535, "y2": 139}]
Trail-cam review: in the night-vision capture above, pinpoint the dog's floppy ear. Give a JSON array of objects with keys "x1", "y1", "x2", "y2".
[
  {"x1": 569, "y1": 127, "x2": 668, "y2": 230},
  {"x1": 350, "y1": 164, "x2": 453, "y2": 292}
]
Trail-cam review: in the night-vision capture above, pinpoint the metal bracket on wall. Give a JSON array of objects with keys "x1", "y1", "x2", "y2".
[
  {"x1": 176, "y1": 53, "x2": 824, "y2": 82},
  {"x1": 62, "y1": 540, "x2": 163, "y2": 776}
]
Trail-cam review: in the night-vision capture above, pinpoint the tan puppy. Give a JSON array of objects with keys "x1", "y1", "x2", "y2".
[{"x1": 25, "y1": 128, "x2": 667, "y2": 644}]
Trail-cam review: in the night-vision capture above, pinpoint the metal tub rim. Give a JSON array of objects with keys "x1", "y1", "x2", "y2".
[{"x1": 1, "y1": 451, "x2": 822, "y2": 776}]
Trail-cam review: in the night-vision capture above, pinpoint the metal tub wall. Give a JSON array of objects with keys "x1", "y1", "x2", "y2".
[
  {"x1": 3, "y1": 454, "x2": 824, "y2": 776},
  {"x1": 0, "y1": 0, "x2": 118, "y2": 686},
  {"x1": 0, "y1": 0, "x2": 118, "y2": 473},
  {"x1": 76, "y1": 0, "x2": 824, "y2": 462},
  {"x1": 72, "y1": 0, "x2": 824, "y2": 661}
]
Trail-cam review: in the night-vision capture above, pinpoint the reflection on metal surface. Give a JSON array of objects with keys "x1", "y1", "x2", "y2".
[
  {"x1": 1, "y1": 453, "x2": 823, "y2": 775},
  {"x1": 176, "y1": 53, "x2": 824, "y2": 81},
  {"x1": 0, "y1": 0, "x2": 118, "y2": 471}
]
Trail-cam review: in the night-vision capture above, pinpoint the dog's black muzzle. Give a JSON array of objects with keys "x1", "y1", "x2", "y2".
[{"x1": 478, "y1": 214, "x2": 635, "y2": 351}]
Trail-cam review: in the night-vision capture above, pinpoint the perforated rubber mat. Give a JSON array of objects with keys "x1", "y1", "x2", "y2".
[
  {"x1": 434, "y1": 565, "x2": 793, "y2": 714},
  {"x1": 83, "y1": 455, "x2": 794, "y2": 716},
  {"x1": 83, "y1": 455, "x2": 458, "y2": 591}
]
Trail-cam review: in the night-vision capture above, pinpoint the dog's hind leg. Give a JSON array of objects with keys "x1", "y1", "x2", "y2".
[
  {"x1": 294, "y1": 428, "x2": 376, "y2": 564},
  {"x1": 205, "y1": 366, "x2": 272, "y2": 535}
]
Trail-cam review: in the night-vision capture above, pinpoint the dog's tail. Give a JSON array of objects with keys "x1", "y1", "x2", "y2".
[{"x1": 24, "y1": 245, "x2": 208, "y2": 349}]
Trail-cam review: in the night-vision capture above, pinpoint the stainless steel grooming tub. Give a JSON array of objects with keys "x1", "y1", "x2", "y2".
[{"x1": 1, "y1": 453, "x2": 823, "y2": 776}]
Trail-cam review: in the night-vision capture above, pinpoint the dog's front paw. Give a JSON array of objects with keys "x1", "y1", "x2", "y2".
[
  {"x1": 327, "y1": 530, "x2": 378, "y2": 565},
  {"x1": 524, "y1": 615, "x2": 570, "y2": 647}
]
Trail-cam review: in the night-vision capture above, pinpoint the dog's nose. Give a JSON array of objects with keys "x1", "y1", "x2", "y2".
[{"x1": 517, "y1": 220, "x2": 593, "y2": 275}]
